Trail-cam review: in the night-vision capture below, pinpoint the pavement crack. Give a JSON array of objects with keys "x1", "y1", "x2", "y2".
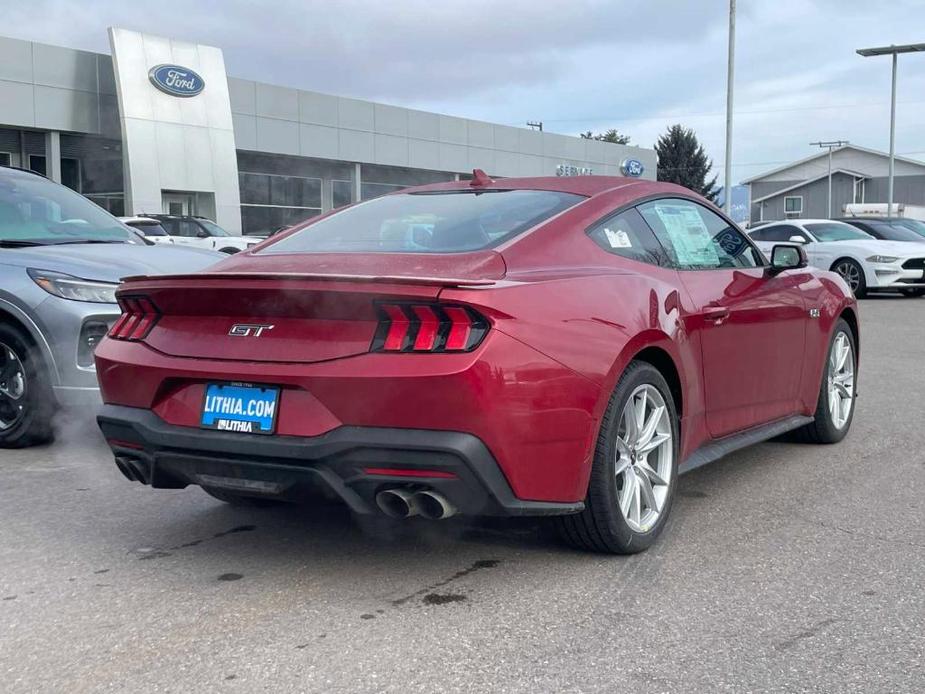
[{"x1": 774, "y1": 618, "x2": 839, "y2": 651}]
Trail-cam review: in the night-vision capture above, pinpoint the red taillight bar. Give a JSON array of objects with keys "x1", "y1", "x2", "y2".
[
  {"x1": 108, "y1": 295, "x2": 161, "y2": 341},
  {"x1": 371, "y1": 302, "x2": 489, "y2": 353}
]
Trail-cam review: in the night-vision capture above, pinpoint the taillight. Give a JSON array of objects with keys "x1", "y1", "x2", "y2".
[
  {"x1": 371, "y1": 303, "x2": 489, "y2": 353},
  {"x1": 108, "y1": 296, "x2": 161, "y2": 341}
]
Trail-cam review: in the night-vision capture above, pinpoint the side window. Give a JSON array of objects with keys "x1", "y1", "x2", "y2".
[
  {"x1": 178, "y1": 220, "x2": 201, "y2": 237},
  {"x1": 587, "y1": 208, "x2": 667, "y2": 266},
  {"x1": 764, "y1": 225, "x2": 807, "y2": 243},
  {"x1": 159, "y1": 218, "x2": 180, "y2": 236},
  {"x1": 637, "y1": 198, "x2": 763, "y2": 270}
]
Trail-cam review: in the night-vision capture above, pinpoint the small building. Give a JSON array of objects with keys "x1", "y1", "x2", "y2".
[
  {"x1": 744, "y1": 144, "x2": 925, "y2": 223},
  {"x1": 0, "y1": 28, "x2": 655, "y2": 236}
]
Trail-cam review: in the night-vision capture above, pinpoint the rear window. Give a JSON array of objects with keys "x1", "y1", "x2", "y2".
[
  {"x1": 131, "y1": 221, "x2": 169, "y2": 236},
  {"x1": 261, "y1": 189, "x2": 584, "y2": 254}
]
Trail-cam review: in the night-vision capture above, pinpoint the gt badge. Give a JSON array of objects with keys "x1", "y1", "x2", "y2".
[{"x1": 228, "y1": 323, "x2": 275, "y2": 337}]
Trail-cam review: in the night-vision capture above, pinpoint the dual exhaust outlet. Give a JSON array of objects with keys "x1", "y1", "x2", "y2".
[{"x1": 375, "y1": 488, "x2": 457, "y2": 520}]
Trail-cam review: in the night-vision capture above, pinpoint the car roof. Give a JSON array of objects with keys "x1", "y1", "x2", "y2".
[
  {"x1": 396, "y1": 175, "x2": 694, "y2": 200},
  {"x1": 120, "y1": 216, "x2": 163, "y2": 224}
]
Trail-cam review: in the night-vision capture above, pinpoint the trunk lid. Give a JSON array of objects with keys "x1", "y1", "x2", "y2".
[{"x1": 118, "y1": 251, "x2": 504, "y2": 364}]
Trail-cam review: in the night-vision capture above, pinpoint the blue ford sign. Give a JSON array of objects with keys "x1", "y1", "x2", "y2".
[
  {"x1": 148, "y1": 64, "x2": 205, "y2": 97},
  {"x1": 620, "y1": 158, "x2": 645, "y2": 178}
]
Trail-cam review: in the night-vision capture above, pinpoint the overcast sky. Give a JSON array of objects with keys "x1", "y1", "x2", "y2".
[{"x1": 3, "y1": 0, "x2": 924, "y2": 185}]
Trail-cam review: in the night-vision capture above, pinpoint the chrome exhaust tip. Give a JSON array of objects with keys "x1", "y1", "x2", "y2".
[
  {"x1": 375, "y1": 488, "x2": 420, "y2": 519},
  {"x1": 414, "y1": 490, "x2": 457, "y2": 520}
]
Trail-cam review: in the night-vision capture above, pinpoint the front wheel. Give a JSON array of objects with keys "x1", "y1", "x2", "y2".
[
  {"x1": 0, "y1": 324, "x2": 55, "y2": 448},
  {"x1": 793, "y1": 318, "x2": 857, "y2": 444},
  {"x1": 556, "y1": 361, "x2": 679, "y2": 554},
  {"x1": 832, "y1": 259, "x2": 867, "y2": 299}
]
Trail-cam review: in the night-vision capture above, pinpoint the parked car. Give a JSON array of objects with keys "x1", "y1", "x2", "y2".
[
  {"x1": 748, "y1": 218, "x2": 925, "y2": 297},
  {"x1": 838, "y1": 216, "x2": 925, "y2": 241},
  {"x1": 96, "y1": 174, "x2": 859, "y2": 554},
  {"x1": 140, "y1": 214, "x2": 260, "y2": 254},
  {"x1": 836, "y1": 217, "x2": 925, "y2": 242},
  {"x1": 119, "y1": 216, "x2": 175, "y2": 244},
  {"x1": 0, "y1": 166, "x2": 222, "y2": 447}
]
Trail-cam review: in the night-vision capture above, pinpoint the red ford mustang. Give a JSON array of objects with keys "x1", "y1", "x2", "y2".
[{"x1": 96, "y1": 173, "x2": 858, "y2": 553}]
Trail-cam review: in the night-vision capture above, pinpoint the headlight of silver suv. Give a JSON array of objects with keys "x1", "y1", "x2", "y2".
[
  {"x1": 866, "y1": 255, "x2": 900, "y2": 263},
  {"x1": 27, "y1": 269, "x2": 119, "y2": 303}
]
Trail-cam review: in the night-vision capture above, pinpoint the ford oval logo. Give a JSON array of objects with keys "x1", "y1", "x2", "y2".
[
  {"x1": 148, "y1": 64, "x2": 205, "y2": 97},
  {"x1": 620, "y1": 158, "x2": 644, "y2": 178}
]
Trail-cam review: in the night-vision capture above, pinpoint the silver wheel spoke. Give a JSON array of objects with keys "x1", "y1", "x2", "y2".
[
  {"x1": 619, "y1": 470, "x2": 637, "y2": 517},
  {"x1": 637, "y1": 471, "x2": 659, "y2": 513},
  {"x1": 638, "y1": 405, "x2": 665, "y2": 449},
  {"x1": 637, "y1": 458, "x2": 668, "y2": 487},
  {"x1": 638, "y1": 431, "x2": 670, "y2": 455}
]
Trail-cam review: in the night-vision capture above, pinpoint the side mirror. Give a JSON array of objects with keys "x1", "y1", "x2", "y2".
[
  {"x1": 788, "y1": 235, "x2": 807, "y2": 244},
  {"x1": 196, "y1": 229, "x2": 210, "y2": 238},
  {"x1": 769, "y1": 244, "x2": 808, "y2": 274}
]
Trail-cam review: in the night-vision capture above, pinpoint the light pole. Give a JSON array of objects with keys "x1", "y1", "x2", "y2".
[
  {"x1": 723, "y1": 0, "x2": 736, "y2": 216},
  {"x1": 810, "y1": 140, "x2": 849, "y2": 218},
  {"x1": 856, "y1": 43, "x2": 925, "y2": 218}
]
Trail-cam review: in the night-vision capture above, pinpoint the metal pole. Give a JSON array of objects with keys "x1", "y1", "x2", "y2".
[
  {"x1": 888, "y1": 51, "x2": 897, "y2": 219},
  {"x1": 724, "y1": 0, "x2": 736, "y2": 215},
  {"x1": 828, "y1": 146, "x2": 833, "y2": 218}
]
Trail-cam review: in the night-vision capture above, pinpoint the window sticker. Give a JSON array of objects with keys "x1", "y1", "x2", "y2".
[
  {"x1": 603, "y1": 226, "x2": 632, "y2": 248},
  {"x1": 652, "y1": 204, "x2": 719, "y2": 266}
]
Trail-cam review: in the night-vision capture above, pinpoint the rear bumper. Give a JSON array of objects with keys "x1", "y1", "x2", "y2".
[{"x1": 97, "y1": 404, "x2": 584, "y2": 518}]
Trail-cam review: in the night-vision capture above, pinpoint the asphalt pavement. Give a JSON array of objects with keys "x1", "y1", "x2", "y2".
[{"x1": 1, "y1": 296, "x2": 922, "y2": 693}]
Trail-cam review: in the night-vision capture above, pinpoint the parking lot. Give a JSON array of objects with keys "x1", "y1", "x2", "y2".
[{"x1": 0, "y1": 297, "x2": 922, "y2": 693}]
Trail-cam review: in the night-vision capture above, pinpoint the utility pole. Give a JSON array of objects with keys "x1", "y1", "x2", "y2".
[
  {"x1": 526, "y1": 121, "x2": 543, "y2": 132},
  {"x1": 857, "y1": 43, "x2": 925, "y2": 218},
  {"x1": 810, "y1": 140, "x2": 849, "y2": 218},
  {"x1": 723, "y1": 0, "x2": 736, "y2": 216}
]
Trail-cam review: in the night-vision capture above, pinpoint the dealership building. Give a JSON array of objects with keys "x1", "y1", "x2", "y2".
[{"x1": 0, "y1": 28, "x2": 656, "y2": 235}]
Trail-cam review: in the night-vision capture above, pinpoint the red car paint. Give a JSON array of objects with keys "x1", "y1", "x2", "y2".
[{"x1": 95, "y1": 177, "x2": 857, "y2": 504}]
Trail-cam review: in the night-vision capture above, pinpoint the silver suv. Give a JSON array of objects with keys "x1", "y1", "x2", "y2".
[{"x1": 0, "y1": 166, "x2": 221, "y2": 447}]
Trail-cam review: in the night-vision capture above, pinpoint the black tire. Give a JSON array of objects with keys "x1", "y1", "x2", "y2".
[
  {"x1": 0, "y1": 323, "x2": 55, "y2": 448},
  {"x1": 201, "y1": 486, "x2": 283, "y2": 507},
  {"x1": 555, "y1": 361, "x2": 679, "y2": 554},
  {"x1": 792, "y1": 318, "x2": 857, "y2": 444},
  {"x1": 832, "y1": 258, "x2": 867, "y2": 299},
  {"x1": 218, "y1": 247, "x2": 241, "y2": 255},
  {"x1": 900, "y1": 288, "x2": 925, "y2": 297}
]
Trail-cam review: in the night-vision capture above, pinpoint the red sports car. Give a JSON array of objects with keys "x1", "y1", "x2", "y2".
[{"x1": 96, "y1": 173, "x2": 858, "y2": 553}]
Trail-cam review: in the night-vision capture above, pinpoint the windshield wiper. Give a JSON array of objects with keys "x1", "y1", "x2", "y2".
[{"x1": 46, "y1": 239, "x2": 129, "y2": 245}]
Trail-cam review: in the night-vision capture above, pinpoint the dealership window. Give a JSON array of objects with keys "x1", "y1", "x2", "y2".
[
  {"x1": 361, "y1": 181, "x2": 406, "y2": 201},
  {"x1": 0, "y1": 152, "x2": 10, "y2": 167},
  {"x1": 26, "y1": 155, "x2": 81, "y2": 191},
  {"x1": 239, "y1": 171, "x2": 322, "y2": 235},
  {"x1": 84, "y1": 193, "x2": 125, "y2": 217},
  {"x1": 332, "y1": 179, "x2": 353, "y2": 208},
  {"x1": 784, "y1": 196, "x2": 803, "y2": 215},
  {"x1": 28, "y1": 154, "x2": 46, "y2": 176}
]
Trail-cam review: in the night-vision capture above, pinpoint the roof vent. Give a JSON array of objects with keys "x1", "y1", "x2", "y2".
[{"x1": 469, "y1": 169, "x2": 494, "y2": 187}]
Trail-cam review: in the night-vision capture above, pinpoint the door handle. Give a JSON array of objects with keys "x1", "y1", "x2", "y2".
[{"x1": 703, "y1": 306, "x2": 730, "y2": 324}]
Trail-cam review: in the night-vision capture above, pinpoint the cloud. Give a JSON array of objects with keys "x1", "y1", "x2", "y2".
[{"x1": 1, "y1": 0, "x2": 923, "y2": 184}]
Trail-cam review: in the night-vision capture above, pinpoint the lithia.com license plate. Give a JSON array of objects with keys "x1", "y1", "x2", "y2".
[{"x1": 200, "y1": 383, "x2": 280, "y2": 435}]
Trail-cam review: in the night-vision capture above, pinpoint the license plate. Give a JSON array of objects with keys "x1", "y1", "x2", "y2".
[{"x1": 200, "y1": 383, "x2": 279, "y2": 435}]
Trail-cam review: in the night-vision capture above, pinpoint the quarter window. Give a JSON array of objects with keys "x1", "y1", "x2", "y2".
[
  {"x1": 587, "y1": 208, "x2": 666, "y2": 266},
  {"x1": 637, "y1": 198, "x2": 762, "y2": 270}
]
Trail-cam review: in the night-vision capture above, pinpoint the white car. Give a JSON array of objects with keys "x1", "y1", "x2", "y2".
[
  {"x1": 137, "y1": 215, "x2": 261, "y2": 255},
  {"x1": 748, "y1": 219, "x2": 925, "y2": 298},
  {"x1": 119, "y1": 216, "x2": 175, "y2": 245}
]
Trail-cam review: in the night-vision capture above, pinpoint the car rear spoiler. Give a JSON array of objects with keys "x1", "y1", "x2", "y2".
[{"x1": 118, "y1": 271, "x2": 497, "y2": 287}]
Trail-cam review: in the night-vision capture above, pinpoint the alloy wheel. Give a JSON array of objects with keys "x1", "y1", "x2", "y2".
[
  {"x1": 615, "y1": 384, "x2": 673, "y2": 533},
  {"x1": 828, "y1": 332, "x2": 855, "y2": 430},
  {"x1": 835, "y1": 262, "x2": 861, "y2": 293},
  {"x1": 0, "y1": 343, "x2": 27, "y2": 431}
]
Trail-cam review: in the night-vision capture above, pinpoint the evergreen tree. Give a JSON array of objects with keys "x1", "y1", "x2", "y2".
[
  {"x1": 655, "y1": 124, "x2": 718, "y2": 202},
  {"x1": 579, "y1": 129, "x2": 631, "y2": 145}
]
